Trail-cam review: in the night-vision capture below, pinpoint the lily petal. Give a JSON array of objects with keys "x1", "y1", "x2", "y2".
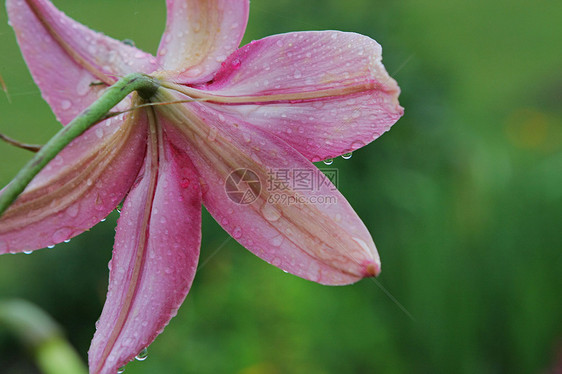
[
  {"x1": 200, "y1": 31, "x2": 403, "y2": 161},
  {"x1": 158, "y1": 94, "x2": 380, "y2": 285},
  {"x1": 0, "y1": 112, "x2": 147, "y2": 254},
  {"x1": 6, "y1": 0, "x2": 160, "y2": 125},
  {"x1": 89, "y1": 125, "x2": 201, "y2": 374},
  {"x1": 157, "y1": 0, "x2": 249, "y2": 84}
]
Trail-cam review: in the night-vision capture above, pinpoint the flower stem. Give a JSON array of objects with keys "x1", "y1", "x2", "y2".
[
  {"x1": 0, "y1": 299, "x2": 88, "y2": 374},
  {"x1": 0, "y1": 73, "x2": 160, "y2": 218}
]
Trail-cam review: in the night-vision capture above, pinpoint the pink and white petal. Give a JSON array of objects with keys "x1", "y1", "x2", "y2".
[
  {"x1": 7, "y1": 0, "x2": 159, "y2": 125},
  {"x1": 158, "y1": 98, "x2": 380, "y2": 285},
  {"x1": 201, "y1": 31, "x2": 403, "y2": 160},
  {"x1": 0, "y1": 112, "x2": 148, "y2": 254},
  {"x1": 88, "y1": 131, "x2": 201, "y2": 374},
  {"x1": 157, "y1": 0, "x2": 249, "y2": 84}
]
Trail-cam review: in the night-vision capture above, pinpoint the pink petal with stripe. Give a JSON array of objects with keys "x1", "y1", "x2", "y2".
[
  {"x1": 157, "y1": 0, "x2": 249, "y2": 83},
  {"x1": 157, "y1": 95, "x2": 380, "y2": 285},
  {"x1": 89, "y1": 129, "x2": 201, "y2": 374},
  {"x1": 7, "y1": 0, "x2": 160, "y2": 125},
  {"x1": 200, "y1": 31, "x2": 403, "y2": 161},
  {"x1": 0, "y1": 112, "x2": 148, "y2": 254}
]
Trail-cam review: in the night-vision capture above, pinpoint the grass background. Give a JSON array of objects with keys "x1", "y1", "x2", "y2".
[{"x1": 0, "y1": 0, "x2": 561, "y2": 373}]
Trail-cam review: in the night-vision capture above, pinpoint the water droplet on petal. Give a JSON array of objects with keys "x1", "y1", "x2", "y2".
[
  {"x1": 270, "y1": 235, "x2": 283, "y2": 247},
  {"x1": 117, "y1": 366, "x2": 126, "y2": 374},
  {"x1": 47, "y1": 245, "x2": 55, "y2": 249},
  {"x1": 323, "y1": 158, "x2": 334, "y2": 165},
  {"x1": 180, "y1": 178, "x2": 190, "y2": 188},
  {"x1": 351, "y1": 140, "x2": 365, "y2": 149},
  {"x1": 23, "y1": 250, "x2": 32, "y2": 255},
  {"x1": 342, "y1": 152, "x2": 353, "y2": 160},
  {"x1": 66, "y1": 205, "x2": 79, "y2": 217},
  {"x1": 52, "y1": 227, "x2": 71, "y2": 243},
  {"x1": 135, "y1": 347, "x2": 148, "y2": 361},
  {"x1": 61, "y1": 100, "x2": 71, "y2": 110},
  {"x1": 232, "y1": 227, "x2": 242, "y2": 239},
  {"x1": 231, "y1": 58, "x2": 241, "y2": 69},
  {"x1": 122, "y1": 38, "x2": 135, "y2": 47},
  {"x1": 207, "y1": 126, "x2": 218, "y2": 142},
  {"x1": 76, "y1": 73, "x2": 91, "y2": 96},
  {"x1": 261, "y1": 203, "x2": 281, "y2": 222}
]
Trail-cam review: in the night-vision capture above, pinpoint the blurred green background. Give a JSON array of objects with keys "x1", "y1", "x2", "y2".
[{"x1": 1, "y1": 0, "x2": 561, "y2": 373}]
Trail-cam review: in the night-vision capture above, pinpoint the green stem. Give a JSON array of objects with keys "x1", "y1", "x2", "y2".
[
  {"x1": 0, "y1": 299, "x2": 88, "y2": 374},
  {"x1": 0, "y1": 73, "x2": 159, "y2": 218}
]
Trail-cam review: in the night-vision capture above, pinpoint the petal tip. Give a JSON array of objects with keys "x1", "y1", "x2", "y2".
[{"x1": 363, "y1": 260, "x2": 381, "y2": 278}]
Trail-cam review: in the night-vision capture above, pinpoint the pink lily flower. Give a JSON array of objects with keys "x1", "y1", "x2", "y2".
[{"x1": 1, "y1": 0, "x2": 403, "y2": 373}]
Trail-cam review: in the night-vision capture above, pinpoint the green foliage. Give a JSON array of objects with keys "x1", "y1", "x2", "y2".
[{"x1": 0, "y1": 0, "x2": 560, "y2": 373}]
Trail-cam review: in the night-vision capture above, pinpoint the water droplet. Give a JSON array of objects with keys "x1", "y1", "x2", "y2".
[
  {"x1": 261, "y1": 203, "x2": 281, "y2": 222},
  {"x1": 23, "y1": 250, "x2": 32, "y2": 255},
  {"x1": 230, "y1": 58, "x2": 241, "y2": 69},
  {"x1": 207, "y1": 126, "x2": 218, "y2": 141},
  {"x1": 117, "y1": 366, "x2": 126, "y2": 374},
  {"x1": 180, "y1": 178, "x2": 190, "y2": 188},
  {"x1": 61, "y1": 100, "x2": 71, "y2": 110},
  {"x1": 52, "y1": 227, "x2": 71, "y2": 243},
  {"x1": 323, "y1": 158, "x2": 334, "y2": 165},
  {"x1": 135, "y1": 347, "x2": 148, "y2": 361},
  {"x1": 232, "y1": 227, "x2": 242, "y2": 239},
  {"x1": 122, "y1": 38, "x2": 135, "y2": 47},
  {"x1": 342, "y1": 152, "x2": 353, "y2": 160},
  {"x1": 100, "y1": 218, "x2": 106, "y2": 222},
  {"x1": 47, "y1": 245, "x2": 55, "y2": 249},
  {"x1": 66, "y1": 205, "x2": 79, "y2": 217},
  {"x1": 64, "y1": 239, "x2": 71, "y2": 243},
  {"x1": 351, "y1": 140, "x2": 365, "y2": 150},
  {"x1": 76, "y1": 73, "x2": 91, "y2": 96},
  {"x1": 270, "y1": 235, "x2": 283, "y2": 247},
  {"x1": 294, "y1": 70, "x2": 302, "y2": 79},
  {"x1": 95, "y1": 127, "x2": 104, "y2": 139}
]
